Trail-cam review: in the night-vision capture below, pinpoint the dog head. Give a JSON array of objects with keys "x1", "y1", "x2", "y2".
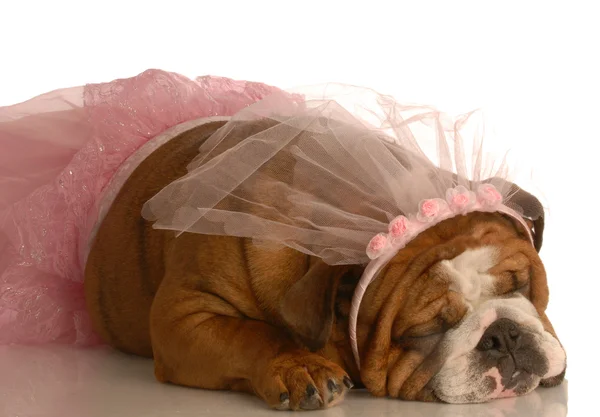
[{"x1": 355, "y1": 210, "x2": 566, "y2": 403}]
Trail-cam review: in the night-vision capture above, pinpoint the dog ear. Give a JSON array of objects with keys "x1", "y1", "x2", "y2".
[
  {"x1": 481, "y1": 177, "x2": 545, "y2": 252},
  {"x1": 505, "y1": 182, "x2": 545, "y2": 252},
  {"x1": 446, "y1": 171, "x2": 546, "y2": 252},
  {"x1": 279, "y1": 260, "x2": 345, "y2": 351}
]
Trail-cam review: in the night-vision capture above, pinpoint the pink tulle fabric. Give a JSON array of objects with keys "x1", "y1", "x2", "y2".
[{"x1": 0, "y1": 69, "x2": 283, "y2": 345}]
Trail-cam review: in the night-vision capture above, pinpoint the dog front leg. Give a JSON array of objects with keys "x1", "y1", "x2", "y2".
[{"x1": 150, "y1": 285, "x2": 352, "y2": 410}]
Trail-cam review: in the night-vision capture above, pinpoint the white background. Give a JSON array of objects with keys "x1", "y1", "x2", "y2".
[{"x1": 1, "y1": 0, "x2": 598, "y2": 414}]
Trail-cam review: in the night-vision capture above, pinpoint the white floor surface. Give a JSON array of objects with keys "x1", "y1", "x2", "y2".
[{"x1": 0, "y1": 345, "x2": 568, "y2": 417}]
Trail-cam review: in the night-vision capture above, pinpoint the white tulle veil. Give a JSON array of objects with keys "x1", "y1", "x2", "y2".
[{"x1": 142, "y1": 83, "x2": 544, "y2": 264}]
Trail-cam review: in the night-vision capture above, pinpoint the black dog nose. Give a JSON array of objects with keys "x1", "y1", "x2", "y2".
[{"x1": 477, "y1": 318, "x2": 522, "y2": 354}]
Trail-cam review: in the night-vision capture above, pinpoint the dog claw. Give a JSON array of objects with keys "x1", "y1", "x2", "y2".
[
  {"x1": 343, "y1": 376, "x2": 354, "y2": 389},
  {"x1": 326, "y1": 379, "x2": 340, "y2": 403},
  {"x1": 327, "y1": 379, "x2": 339, "y2": 394},
  {"x1": 275, "y1": 392, "x2": 290, "y2": 410},
  {"x1": 300, "y1": 384, "x2": 323, "y2": 410}
]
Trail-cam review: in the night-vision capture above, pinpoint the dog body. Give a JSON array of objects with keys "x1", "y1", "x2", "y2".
[
  {"x1": 85, "y1": 119, "x2": 566, "y2": 410},
  {"x1": 85, "y1": 120, "x2": 357, "y2": 409}
]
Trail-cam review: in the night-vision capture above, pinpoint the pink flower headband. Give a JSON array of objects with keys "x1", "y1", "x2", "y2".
[{"x1": 349, "y1": 184, "x2": 534, "y2": 369}]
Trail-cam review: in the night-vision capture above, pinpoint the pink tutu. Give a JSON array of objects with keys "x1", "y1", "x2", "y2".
[{"x1": 0, "y1": 69, "x2": 283, "y2": 345}]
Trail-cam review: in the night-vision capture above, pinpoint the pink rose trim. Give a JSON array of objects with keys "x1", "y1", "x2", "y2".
[
  {"x1": 418, "y1": 199, "x2": 438, "y2": 221},
  {"x1": 388, "y1": 215, "x2": 409, "y2": 239},
  {"x1": 365, "y1": 185, "x2": 510, "y2": 260},
  {"x1": 417, "y1": 198, "x2": 448, "y2": 223},
  {"x1": 446, "y1": 185, "x2": 476, "y2": 212},
  {"x1": 477, "y1": 184, "x2": 503, "y2": 206},
  {"x1": 366, "y1": 233, "x2": 389, "y2": 260}
]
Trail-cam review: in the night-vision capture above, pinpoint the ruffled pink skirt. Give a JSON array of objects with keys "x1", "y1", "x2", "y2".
[{"x1": 0, "y1": 70, "x2": 282, "y2": 345}]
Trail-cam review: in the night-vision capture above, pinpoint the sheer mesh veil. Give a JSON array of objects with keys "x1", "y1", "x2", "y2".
[{"x1": 142, "y1": 83, "x2": 543, "y2": 264}]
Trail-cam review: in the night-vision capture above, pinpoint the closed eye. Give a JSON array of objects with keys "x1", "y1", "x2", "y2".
[
  {"x1": 516, "y1": 281, "x2": 531, "y2": 297},
  {"x1": 510, "y1": 271, "x2": 521, "y2": 290},
  {"x1": 498, "y1": 269, "x2": 530, "y2": 295},
  {"x1": 395, "y1": 318, "x2": 447, "y2": 342}
]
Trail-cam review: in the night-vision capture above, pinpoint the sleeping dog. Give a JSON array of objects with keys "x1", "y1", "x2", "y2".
[{"x1": 85, "y1": 117, "x2": 566, "y2": 410}]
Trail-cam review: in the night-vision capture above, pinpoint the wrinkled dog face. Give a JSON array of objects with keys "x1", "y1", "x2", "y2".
[
  {"x1": 426, "y1": 245, "x2": 565, "y2": 402},
  {"x1": 363, "y1": 216, "x2": 566, "y2": 403}
]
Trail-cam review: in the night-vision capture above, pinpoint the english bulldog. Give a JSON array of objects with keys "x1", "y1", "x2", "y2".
[{"x1": 84, "y1": 117, "x2": 566, "y2": 410}]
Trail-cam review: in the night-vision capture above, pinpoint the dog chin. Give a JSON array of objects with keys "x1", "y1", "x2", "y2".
[
  {"x1": 429, "y1": 295, "x2": 566, "y2": 404},
  {"x1": 432, "y1": 362, "x2": 542, "y2": 403}
]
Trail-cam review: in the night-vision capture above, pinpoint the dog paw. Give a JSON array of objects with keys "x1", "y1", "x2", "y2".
[{"x1": 257, "y1": 351, "x2": 353, "y2": 410}]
